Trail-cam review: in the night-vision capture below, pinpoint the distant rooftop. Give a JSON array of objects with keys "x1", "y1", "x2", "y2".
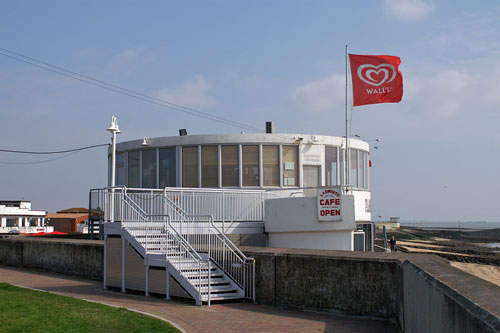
[{"x1": 57, "y1": 207, "x2": 88, "y2": 214}]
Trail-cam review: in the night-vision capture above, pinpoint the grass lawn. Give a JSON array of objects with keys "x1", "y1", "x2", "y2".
[{"x1": 0, "y1": 283, "x2": 179, "y2": 333}]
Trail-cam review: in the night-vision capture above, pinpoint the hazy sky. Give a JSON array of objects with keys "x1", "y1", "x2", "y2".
[{"x1": 1, "y1": 0, "x2": 499, "y2": 222}]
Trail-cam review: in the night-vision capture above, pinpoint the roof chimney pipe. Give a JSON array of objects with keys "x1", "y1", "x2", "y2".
[{"x1": 266, "y1": 121, "x2": 274, "y2": 134}]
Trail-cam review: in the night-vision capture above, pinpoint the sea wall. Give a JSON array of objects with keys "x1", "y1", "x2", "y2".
[
  {"x1": 1, "y1": 237, "x2": 499, "y2": 332},
  {"x1": 0, "y1": 237, "x2": 103, "y2": 280},
  {"x1": 240, "y1": 247, "x2": 500, "y2": 332}
]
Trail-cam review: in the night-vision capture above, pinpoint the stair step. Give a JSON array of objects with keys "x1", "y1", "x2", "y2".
[
  {"x1": 183, "y1": 271, "x2": 223, "y2": 279},
  {"x1": 202, "y1": 293, "x2": 242, "y2": 301},
  {"x1": 190, "y1": 277, "x2": 228, "y2": 286},
  {"x1": 200, "y1": 285, "x2": 239, "y2": 294}
]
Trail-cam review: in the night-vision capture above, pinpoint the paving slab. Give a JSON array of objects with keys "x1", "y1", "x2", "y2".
[{"x1": 0, "y1": 266, "x2": 397, "y2": 333}]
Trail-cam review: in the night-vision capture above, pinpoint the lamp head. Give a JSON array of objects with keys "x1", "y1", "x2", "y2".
[
  {"x1": 107, "y1": 116, "x2": 121, "y2": 133},
  {"x1": 141, "y1": 137, "x2": 150, "y2": 146}
]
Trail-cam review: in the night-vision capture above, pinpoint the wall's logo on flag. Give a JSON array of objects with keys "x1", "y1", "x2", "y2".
[{"x1": 349, "y1": 54, "x2": 403, "y2": 106}]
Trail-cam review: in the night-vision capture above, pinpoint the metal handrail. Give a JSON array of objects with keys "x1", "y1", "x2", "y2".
[{"x1": 98, "y1": 186, "x2": 256, "y2": 302}]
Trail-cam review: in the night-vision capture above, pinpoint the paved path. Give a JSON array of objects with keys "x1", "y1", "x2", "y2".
[{"x1": 0, "y1": 266, "x2": 396, "y2": 333}]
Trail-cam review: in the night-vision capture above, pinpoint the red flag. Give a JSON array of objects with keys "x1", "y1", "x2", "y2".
[{"x1": 349, "y1": 54, "x2": 403, "y2": 107}]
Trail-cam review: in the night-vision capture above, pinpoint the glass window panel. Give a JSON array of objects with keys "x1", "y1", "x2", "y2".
[
  {"x1": 222, "y1": 145, "x2": 239, "y2": 187},
  {"x1": 366, "y1": 152, "x2": 370, "y2": 189},
  {"x1": 263, "y1": 146, "x2": 279, "y2": 186},
  {"x1": 282, "y1": 146, "x2": 298, "y2": 186},
  {"x1": 202, "y1": 146, "x2": 218, "y2": 187},
  {"x1": 359, "y1": 151, "x2": 367, "y2": 189},
  {"x1": 242, "y1": 146, "x2": 259, "y2": 186},
  {"x1": 182, "y1": 146, "x2": 198, "y2": 187},
  {"x1": 29, "y1": 217, "x2": 38, "y2": 227},
  {"x1": 159, "y1": 148, "x2": 176, "y2": 188},
  {"x1": 6, "y1": 218, "x2": 17, "y2": 227},
  {"x1": 325, "y1": 146, "x2": 338, "y2": 186},
  {"x1": 142, "y1": 149, "x2": 157, "y2": 188},
  {"x1": 350, "y1": 149, "x2": 358, "y2": 188},
  {"x1": 116, "y1": 153, "x2": 127, "y2": 186},
  {"x1": 128, "y1": 151, "x2": 140, "y2": 188}
]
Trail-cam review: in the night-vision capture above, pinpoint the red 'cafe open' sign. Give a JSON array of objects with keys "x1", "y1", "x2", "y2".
[{"x1": 318, "y1": 187, "x2": 342, "y2": 221}]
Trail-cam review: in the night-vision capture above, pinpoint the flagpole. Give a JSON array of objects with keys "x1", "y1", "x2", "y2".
[{"x1": 345, "y1": 44, "x2": 349, "y2": 189}]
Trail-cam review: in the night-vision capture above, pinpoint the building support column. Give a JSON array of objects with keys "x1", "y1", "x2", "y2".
[
  {"x1": 165, "y1": 268, "x2": 171, "y2": 301},
  {"x1": 145, "y1": 265, "x2": 149, "y2": 296},
  {"x1": 103, "y1": 235, "x2": 108, "y2": 289},
  {"x1": 121, "y1": 236, "x2": 126, "y2": 292}
]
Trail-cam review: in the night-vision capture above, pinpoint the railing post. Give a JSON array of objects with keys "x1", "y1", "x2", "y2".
[
  {"x1": 207, "y1": 260, "x2": 211, "y2": 307},
  {"x1": 243, "y1": 258, "x2": 246, "y2": 301},
  {"x1": 252, "y1": 259, "x2": 256, "y2": 304}
]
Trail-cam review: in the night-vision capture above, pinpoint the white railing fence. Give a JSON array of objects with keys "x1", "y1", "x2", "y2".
[{"x1": 93, "y1": 186, "x2": 256, "y2": 302}]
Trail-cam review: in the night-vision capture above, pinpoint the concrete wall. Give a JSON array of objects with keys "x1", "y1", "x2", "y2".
[
  {"x1": 241, "y1": 247, "x2": 500, "y2": 332},
  {"x1": 242, "y1": 247, "x2": 403, "y2": 320},
  {"x1": 1, "y1": 238, "x2": 499, "y2": 332},
  {"x1": 0, "y1": 237, "x2": 103, "y2": 280},
  {"x1": 402, "y1": 261, "x2": 500, "y2": 333}
]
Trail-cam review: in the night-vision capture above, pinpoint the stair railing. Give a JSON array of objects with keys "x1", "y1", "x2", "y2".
[
  {"x1": 163, "y1": 216, "x2": 211, "y2": 305},
  {"x1": 117, "y1": 187, "x2": 211, "y2": 304},
  {"x1": 163, "y1": 191, "x2": 255, "y2": 302}
]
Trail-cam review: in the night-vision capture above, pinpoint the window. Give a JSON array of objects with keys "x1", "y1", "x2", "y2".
[
  {"x1": 325, "y1": 146, "x2": 338, "y2": 186},
  {"x1": 6, "y1": 218, "x2": 17, "y2": 227},
  {"x1": 128, "y1": 151, "x2": 140, "y2": 188},
  {"x1": 201, "y1": 146, "x2": 218, "y2": 187},
  {"x1": 116, "y1": 153, "x2": 127, "y2": 186},
  {"x1": 359, "y1": 151, "x2": 366, "y2": 189},
  {"x1": 29, "y1": 217, "x2": 38, "y2": 227},
  {"x1": 182, "y1": 146, "x2": 198, "y2": 187},
  {"x1": 242, "y1": 145, "x2": 259, "y2": 186},
  {"x1": 350, "y1": 149, "x2": 358, "y2": 188},
  {"x1": 159, "y1": 148, "x2": 176, "y2": 188},
  {"x1": 142, "y1": 149, "x2": 157, "y2": 188},
  {"x1": 282, "y1": 146, "x2": 298, "y2": 186},
  {"x1": 222, "y1": 145, "x2": 239, "y2": 187},
  {"x1": 263, "y1": 146, "x2": 279, "y2": 186}
]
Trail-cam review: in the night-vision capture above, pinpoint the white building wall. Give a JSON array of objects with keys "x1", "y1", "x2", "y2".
[
  {"x1": 352, "y1": 190, "x2": 372, "y2": 222},
  {"x1": 265, "y1": 196, "x2": 356, "y2": 251},
  {"x1": 268, "y1": 231, "x2": 354, "y2": 251}
]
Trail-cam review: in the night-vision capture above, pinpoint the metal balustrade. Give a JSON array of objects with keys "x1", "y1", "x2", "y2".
[{"x1": 91, "y1": 186, "x2": 259, "y2": 303}]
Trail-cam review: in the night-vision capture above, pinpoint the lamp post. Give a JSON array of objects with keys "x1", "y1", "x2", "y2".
[{"x1": 107, "y1": 116, "x2": 121, "y2": 223}]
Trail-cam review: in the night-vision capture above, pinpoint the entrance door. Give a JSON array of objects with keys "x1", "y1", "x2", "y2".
[{"x1": 303, "y1": 165, "x2": 320, "y2": 196}]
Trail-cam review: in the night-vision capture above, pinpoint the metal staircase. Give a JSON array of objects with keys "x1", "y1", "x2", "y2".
[{"x1": 107, "y1": 187, "x2": 255, "y2": 305}]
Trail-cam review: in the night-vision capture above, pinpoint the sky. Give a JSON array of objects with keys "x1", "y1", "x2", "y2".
[{"x1": 0, "y1": 0, "x2": 499, "y2": 222}]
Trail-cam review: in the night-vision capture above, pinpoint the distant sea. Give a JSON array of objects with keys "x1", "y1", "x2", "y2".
[{"x1": 400, "y1": 221, "x2": 500, "y2": 230}]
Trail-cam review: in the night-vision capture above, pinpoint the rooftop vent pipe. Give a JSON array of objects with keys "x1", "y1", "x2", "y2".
[{"x1": 266, "y1": 121, "x2": 274, "y2": 134}]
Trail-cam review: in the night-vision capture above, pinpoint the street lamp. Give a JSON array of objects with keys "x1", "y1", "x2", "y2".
[{"x1": 107, "y1": 116, "x2": 121, "y2": 223}]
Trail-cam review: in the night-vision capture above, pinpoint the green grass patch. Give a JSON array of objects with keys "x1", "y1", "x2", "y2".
[{"x1": 0, "y1": 283, "x2": 179, "y2": 333}]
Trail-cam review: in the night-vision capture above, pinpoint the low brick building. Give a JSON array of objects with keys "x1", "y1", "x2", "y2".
[{"x1": 45, "y1": 211, "x2": 88, "y2": 233}]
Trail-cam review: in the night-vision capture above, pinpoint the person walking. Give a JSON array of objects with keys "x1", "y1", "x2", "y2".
[{"x1": 389, "y1": 236, "x2": 397, "y2": 252}]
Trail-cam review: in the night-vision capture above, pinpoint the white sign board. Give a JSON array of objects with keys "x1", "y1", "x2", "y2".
[{"x1": 318, "y1": 187, "x2": 342, "y2": 221}]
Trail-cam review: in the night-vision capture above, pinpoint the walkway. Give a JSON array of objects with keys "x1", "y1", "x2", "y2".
[{"x1": 0, "y1": 266, "x2": 396, "y2": 332}]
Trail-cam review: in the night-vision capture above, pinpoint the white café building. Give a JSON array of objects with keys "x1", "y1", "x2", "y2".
[{"x1": 107, "y1": 128, "x2": 373, "y2": 251}]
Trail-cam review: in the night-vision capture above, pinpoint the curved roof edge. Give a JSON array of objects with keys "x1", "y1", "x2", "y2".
[{"x1": 114, "y1": 133, "x2": 370, "y2": 153}]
